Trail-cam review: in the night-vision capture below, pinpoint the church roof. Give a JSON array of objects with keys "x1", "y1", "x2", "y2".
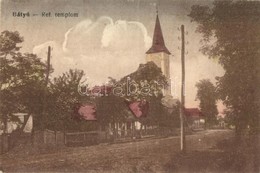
[{"x1": 146, "y1": 15, "x2": 171, "y2": 55}]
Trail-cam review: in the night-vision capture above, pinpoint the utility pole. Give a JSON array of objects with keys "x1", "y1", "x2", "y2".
[
  {"x1": 180, "y1": 25, "x2": 186, "y2": 152},
  {"x1": 32, "y1": 46, "x2": 51, "y2": 144},
  {"x1": 45, "y1": 46, "x2": 51, "y2": 85},
  {"x1": 41, "y1": 46, "x2": 51, "y2": 130}
]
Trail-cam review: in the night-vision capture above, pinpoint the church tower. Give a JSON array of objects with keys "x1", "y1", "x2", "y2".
[{"x1": 146, "y1": 14, "x2": 171, "y2": 95}]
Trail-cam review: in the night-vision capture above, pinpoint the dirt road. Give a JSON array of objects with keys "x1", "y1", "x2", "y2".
[{"x1": 0, "y1": 129, "x2": 233, "y2": 172}]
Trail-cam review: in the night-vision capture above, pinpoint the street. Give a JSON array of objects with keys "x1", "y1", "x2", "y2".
[{"x1": 0, "y1": 129, "x2": 233, "y2": 172}]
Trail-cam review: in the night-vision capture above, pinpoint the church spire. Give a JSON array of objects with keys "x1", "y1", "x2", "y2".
[{"x1": 146, "y1": 14, "x2": 171, "y2": 55}]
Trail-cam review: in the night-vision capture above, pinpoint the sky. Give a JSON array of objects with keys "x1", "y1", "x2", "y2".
[{"x1": 0, "y1": 0, "x2": 225, "y2": 111}]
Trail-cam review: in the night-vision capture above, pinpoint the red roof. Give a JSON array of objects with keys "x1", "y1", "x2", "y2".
[
  {"x1": 185, "y1": 108, "x2": 203, "y2": 117},
  {"x1": 146, "y1": 15, "x2": 171, "y2": 55},
  {"x1": 126, "y1": 100, "x2": 149, "y2": 118}
]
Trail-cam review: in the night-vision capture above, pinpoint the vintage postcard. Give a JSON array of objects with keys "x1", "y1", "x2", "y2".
[{"x1": 0, "y1": 0, "x2": 259, "y2": 172}]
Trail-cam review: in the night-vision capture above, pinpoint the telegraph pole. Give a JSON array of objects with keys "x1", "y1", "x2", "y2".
[
  {"x1": 180, "y1": 25, "x2": 186, "y2": 152},
  {"x1": 41, "y1": 46, "x2": 51, "y2": 130},
  {"x1": 45, "y1": 46, "x2": 51, "y2": 85},
  {"x1": 32, "y1": 46, "x2": 51, "y2": 144}
]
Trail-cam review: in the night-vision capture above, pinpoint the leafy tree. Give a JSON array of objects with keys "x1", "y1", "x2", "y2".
[
  {"x1": 222, "y1": 109, "x2": 236, "y2": 128},
  {"x1": 189, "y1": 1, "x2": 259, "y2": 137},
  {"x1": 195, "y1": 79, "x2": 218, "y2": 127},
  {"x1": 0, "y1": 31, "x2": 46, "y2": 133},
  {"x1": 117, "y1": 62, "x2": 172, "y2": 128},
  {"x1": 46, "y1": 69, "x2": 97, "y2": 132},
  {"x1": 119, "y1": 61, "x2": 168, "y2": 101},
  {"x1": 0, "y1": 31, "x2": 23, "y2": 133},
  {"x1": 95, "y1": 77, "x2": 129, "y2": 129}
]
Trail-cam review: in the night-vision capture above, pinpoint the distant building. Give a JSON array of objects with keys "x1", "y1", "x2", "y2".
[
  {"x1": 185, "y1": 108, "x2": 205, "y2": 130},
  {"x1": 0, "y1": 113, "x2": 32, "y2": 134}
]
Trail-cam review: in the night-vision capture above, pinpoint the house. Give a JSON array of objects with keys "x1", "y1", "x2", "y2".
[
  {"x1": 0, "y1": 113, "x2": 32, "y2": 154},
  {"x1": 0, "y1": 113, "x2": 32, "y2": 135},
  {"x1": 185, "y1": 108, "x2": 205, "y2": 130}
]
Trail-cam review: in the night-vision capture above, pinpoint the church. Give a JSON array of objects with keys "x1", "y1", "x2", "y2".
[
  {"x1": 146, "y1": 13, "x2": 172, "y2": 96},
  {"x1": 108, "y1": 13, "x2": 176, "y2": 139},
  {"x1": 146, "y1": 13, "x2": 177, "y2": 111}
]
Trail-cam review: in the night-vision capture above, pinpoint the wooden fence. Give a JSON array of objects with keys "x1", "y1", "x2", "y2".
[
  {"x1": 33, "y1": 130, "x2": 107, "y2": 147},
  {"x1": 33, "y1": 129, "x2": 65, "y2": 146},
  {"x1": 65, "y1": 131, "x2": 101, "y2": 146},
  {"x1": 1, "y1": 127, "x2": 179, "y2": 153}
]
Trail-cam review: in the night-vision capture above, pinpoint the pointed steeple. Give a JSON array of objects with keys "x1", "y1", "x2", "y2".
[{"x1": 146, "y1": 15, "x2": 171, "y2": 55}]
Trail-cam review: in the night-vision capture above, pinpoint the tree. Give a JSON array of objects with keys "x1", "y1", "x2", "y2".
[
  {"x1": 119, "y1": 61, "x2": 168, "y2": 101},
  {"x1": 118, "y1": 62, "x2": 172, "y2": 130},
  {"x1": 0, "y1": 31, "x2": 46, "y2": 134},
  {"x1": 95, "y1": 77, "x2": 129, "y2": 130},
  {"x1": 46, "y1": 69, "x2": 97, "y2": 132},
  {"x1": 196, "y1": 79, "x2": 218, "y2": 128},
  {"x1": 0, "y1": 31, "x2": 23, "y2": 133},
  {"x1": 189, "y1": 1, "x2": 259, "y2": 137}
]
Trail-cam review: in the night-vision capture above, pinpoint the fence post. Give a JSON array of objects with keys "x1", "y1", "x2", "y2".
[
  {"x1": 43, "y1": 130, "x2": 46, "y2": 144},
  {"x1": 55, "y1": 131, "x2": 57, "y2": 145},
  {"x1": 64, "y1": 132, "x2": 67, "y2": 145}
]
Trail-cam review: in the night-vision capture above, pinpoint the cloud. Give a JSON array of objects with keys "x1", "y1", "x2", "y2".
[
  {"x1": 62, "y1": 27, "x2": 74, "y2": 52},
  {"x1": 63, "y1": 16, "x2": 151, "y2": 56},
  {"x1": 128, "y1": 21, "x2": 152, "y2": 49},
  {"x1": 101, "y1": 20, "x2": 151, "y2": 49},
  {"x1": 33, "y1": 16, "x2": 151, "y2": 84}
]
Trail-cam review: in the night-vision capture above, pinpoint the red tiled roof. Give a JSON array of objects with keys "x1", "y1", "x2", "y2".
[
  {"x1": 146, "y1": 15, "x2": 171, "y2": 55},
  {"x1": 126, "y1": 100, "x2": 149, "y2": 118}
]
